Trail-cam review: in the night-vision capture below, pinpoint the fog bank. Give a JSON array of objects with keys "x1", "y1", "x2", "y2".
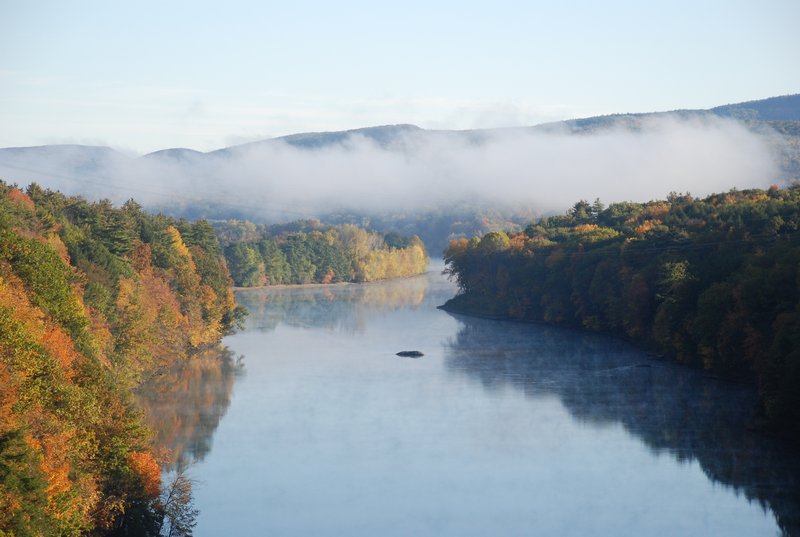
[{"x1": 0, "y1": 116, "x2": 783, "y2": 218}]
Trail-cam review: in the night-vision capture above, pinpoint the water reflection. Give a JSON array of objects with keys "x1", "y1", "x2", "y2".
[
  {"x1": 444, "y1": 313, "x2": 800, "y2": 536},
  {"x1": 235, "y1": 274, "x2": 429, "y2": 334},
  {"x1": 148, "y1": 269, "x2": 798, "y2": 536},
  {"x1": 137, "y1": 345, "x2": 243, "y2": 470}
]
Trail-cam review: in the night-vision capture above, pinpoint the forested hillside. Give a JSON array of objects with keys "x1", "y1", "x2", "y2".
[
  {"x1": 214, "y1": 220, "x2": 429, "y2": 286},
  {"x1": 443, "y1": 186, "x2": 800, "y2": 442},
  {"x1": 0, "y1": 181, "x2": 241, "y2": 535}
]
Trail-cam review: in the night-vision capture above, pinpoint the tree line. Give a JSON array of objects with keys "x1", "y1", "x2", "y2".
[
  {"x1": 0, "y1": 182, "x2": 243, "y2": 535},
  {"x1": 215, "y1": 220, "x2": 429, "y2": 286},
  {"x1": 443, "y1": 185, "x2": 800, "y2": 443}
]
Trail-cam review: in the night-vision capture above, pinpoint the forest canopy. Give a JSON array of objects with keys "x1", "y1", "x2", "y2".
[
  {"x1": 443, "y1": 185, "x2": 800, "y2": 442},
  {"x1": 214, "y1": 219, "x2": 429, "y2": 286},
  {"x1": 0, "y1": 181, "x2": 241, "y2": 535}
]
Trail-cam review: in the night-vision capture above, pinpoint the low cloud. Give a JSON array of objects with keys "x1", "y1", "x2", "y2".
[{"x1": 0, "y1": 115, "x2": 784, "y2": 219}]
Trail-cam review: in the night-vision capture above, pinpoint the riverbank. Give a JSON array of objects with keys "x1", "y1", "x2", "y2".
[
  {"x1": 439, "y1": 291, "x2": 799, "y2": 447},
  {"x1": 442, "y1": 188, "x2": 800, "y2": 445},
  {"x1": 233, "y1": 266, "x2": 438, "y2": 291}
]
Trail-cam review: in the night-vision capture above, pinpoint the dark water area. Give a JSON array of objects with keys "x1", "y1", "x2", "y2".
[
  {"x1": 143, "y1": 268, "x2": 800, "y2": 536},
  {"x1": 445, "y1": 314, "x2": 800, "y2": 536}
]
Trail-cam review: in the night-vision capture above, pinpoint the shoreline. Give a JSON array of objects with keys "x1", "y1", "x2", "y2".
[
  {"x1": 233, "y1": 281, "x2": 355, "y2": 291},
  {"x1": 439, "y1": 295, "x2": 760, "y2": 386},
  {"x1": 233, "y1": 267, "x2": 437, "y2": 291},
  {"x1": 439, "y1": 294, "x2": 680, "y2": 359}
]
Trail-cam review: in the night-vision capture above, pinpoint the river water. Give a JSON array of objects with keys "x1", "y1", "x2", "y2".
[{"x1": 146, "y1": 267, "x2": 800, "y2": 536}]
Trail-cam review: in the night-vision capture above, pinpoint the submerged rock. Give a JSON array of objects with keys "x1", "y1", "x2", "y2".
[{"x1": 396, "y1": 350, "x2": 424, "y2": 358}]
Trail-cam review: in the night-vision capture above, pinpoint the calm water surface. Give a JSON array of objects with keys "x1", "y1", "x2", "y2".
[{"x1": 152, "y1": 268, "x2": 800, "y2": 536}]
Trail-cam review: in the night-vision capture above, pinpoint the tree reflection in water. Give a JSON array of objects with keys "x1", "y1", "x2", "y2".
[
  {"x1": 235, "y1": 274, "x2": 429, "y2": 335},
  {"x1": 444, "y1": 313, "x2": 800, "y2": 536},
  {"x1": 136, "y1": 345, "x2": 243, "y2": 471},
  {"x1": 135, "y1": 274, "x2": 430, "y2": 472}
]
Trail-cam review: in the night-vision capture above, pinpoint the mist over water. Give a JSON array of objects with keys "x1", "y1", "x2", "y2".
[
  {"x1": 0, "y1": 116, "x2": 782, "y2": 217},
  {"x1": 178, "y1": 269, "x2": 798, "y2": 536}
]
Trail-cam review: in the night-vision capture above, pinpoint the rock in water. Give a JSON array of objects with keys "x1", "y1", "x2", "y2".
[{"x1": 396, "y1": 350, "x2": 424, "y2": 358}]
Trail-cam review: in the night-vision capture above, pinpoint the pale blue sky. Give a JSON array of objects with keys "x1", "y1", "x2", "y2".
[{"x1": 1, "y1": 0, "x2": 798, "y2": 153}]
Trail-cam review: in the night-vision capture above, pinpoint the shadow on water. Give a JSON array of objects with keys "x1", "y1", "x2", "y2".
[
  {"x1": 443, "y1": 313, "x2": 800, "y2": 536},
  {"x1": 235, "y1": 273, "x2": 430, "y2": 334},
  {"x1": 136, "y1": 345, "x2": 244, "y2": 471}
]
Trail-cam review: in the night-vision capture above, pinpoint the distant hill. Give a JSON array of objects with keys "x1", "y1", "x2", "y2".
[
  {"x1": 0, "y1": 143, "x2": 130, "y2": 173},
  {"x1": 276, "y1": 124, "x2": 423, "y2": 149},
  {"x1": 2, "y1": 94, "x2": 798, "y2": 165},
  {"x1": 208, "y1": 124, "x2": 423, "y2": 157},
  {"x1": 0, "y1": 144, "x2": 132, "y2": 194},
  {"x1": 142, "y1": 147, "x2": 205, "y2": 162},
  {"x1": 533, "y1": 94, "x2": 800, "y2": 135},
  {"x1": 711, "y1": 94, "x2": 800, "y2": 121}
]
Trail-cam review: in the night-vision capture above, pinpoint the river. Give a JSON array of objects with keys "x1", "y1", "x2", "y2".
[{"x1": 143, "y1": 267, "x2": 800, "y2": 536}]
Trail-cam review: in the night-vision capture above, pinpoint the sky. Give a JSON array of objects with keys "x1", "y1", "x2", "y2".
[{"x1": 1, "y1": 0, "x2": 799, "y2": 154}]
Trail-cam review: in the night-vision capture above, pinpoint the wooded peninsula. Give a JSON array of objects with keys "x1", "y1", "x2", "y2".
[{"x1": 214, "y1": 219, "x2": 428, "y2": 286}]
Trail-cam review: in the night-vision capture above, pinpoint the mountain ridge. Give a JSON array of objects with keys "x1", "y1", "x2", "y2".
[{"x1": 3, "y1": 94, "x2": 795, "y2": 158}]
